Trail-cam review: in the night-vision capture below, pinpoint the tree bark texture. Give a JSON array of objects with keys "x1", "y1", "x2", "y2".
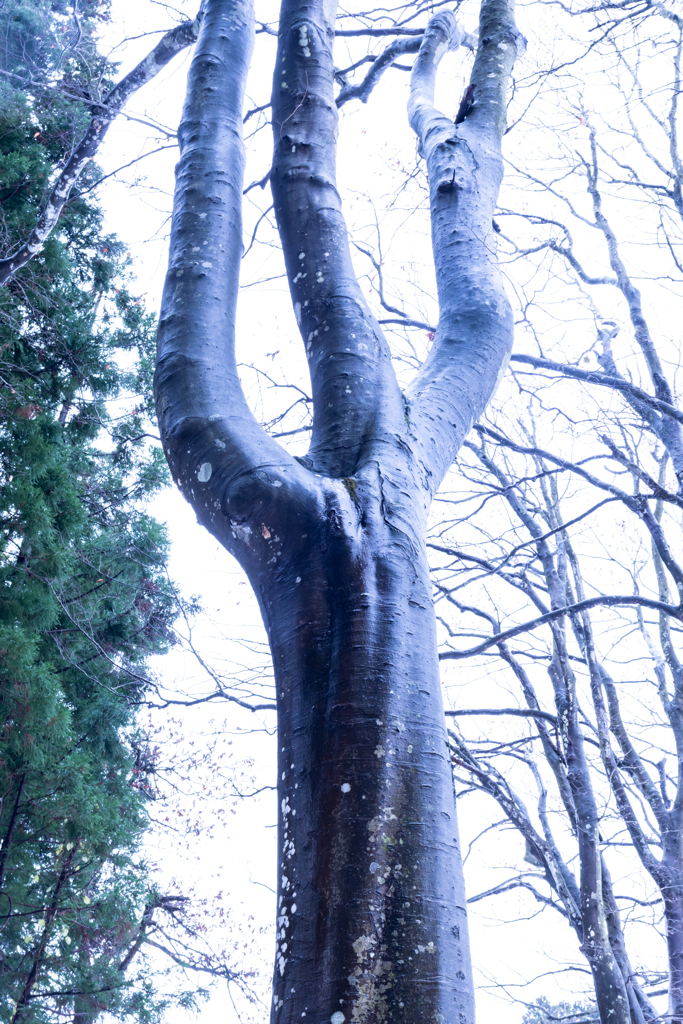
[{"x1": 155, "y1": 0, "x2": 520, "y2": 1020}]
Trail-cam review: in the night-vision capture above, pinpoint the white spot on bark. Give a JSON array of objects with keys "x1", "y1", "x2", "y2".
[
  {"x1": 197, "y1": 463, "x2": 212, "y2": 482},
  {"x1": 294, "y1": 301, "x2": 301, "y2": 324},
  {"x1": 299, "y1": 252, "x2": 305, "y2": 260},
  {"x1": 353, "y1": 934, "x2": 376, "y2": 957},
  {"x1": 231, "y1": 528, "x2": 252, "y2": 544},
  {"x1": 369, "y1": 862, "x2": 380, "y2": 874},
  {"x1": 374, "y1": 745, "x2": 385, "y2": 758},
  {"x1": 202, "y1": 261, "x2": 213, "y2": 267},
  {"x1": 341, "y1": 782, "x2": 351, "y2": 793},
  {"x1": 299, "y1": 24, "x2": 310, "y2": 57},
  {"x1": 331, "y1": 1014, "x2": 345, "y2": 1024}
]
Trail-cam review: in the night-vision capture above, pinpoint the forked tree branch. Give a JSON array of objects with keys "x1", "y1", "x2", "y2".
[
  {"x1": 405, "y1": 0, "x2": 523, "y2": 494},
  {"x1": 270, "y1": 0, "x2": 405, "y2": 477}
]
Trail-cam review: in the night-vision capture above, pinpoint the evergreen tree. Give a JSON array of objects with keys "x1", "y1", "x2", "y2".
[
  {"x1": 523, "y1": 997, "x2": 599, "y2": 1024},
  {"x1": 0, "y1": 3, "x2": 201, "y2": 1020}
]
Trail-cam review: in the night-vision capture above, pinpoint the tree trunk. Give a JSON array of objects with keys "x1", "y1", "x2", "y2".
[
  {"x1": 662, "y1": 873, "x2": 683, "y2": 1023},
  {"x1": 258, "y1": 470, "x2": 472, "y2": 1022}
]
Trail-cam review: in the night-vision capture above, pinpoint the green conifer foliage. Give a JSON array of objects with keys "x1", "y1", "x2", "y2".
[{"x1": 0, "y1": 4, "x2": 195, "y2": 1021}]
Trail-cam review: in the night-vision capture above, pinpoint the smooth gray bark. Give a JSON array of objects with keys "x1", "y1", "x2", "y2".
[{"x1": 155, "y1": 0, "x2": 519, "y2": 1020}]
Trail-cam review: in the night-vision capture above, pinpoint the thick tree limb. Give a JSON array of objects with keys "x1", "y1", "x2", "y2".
[
  {"x1": 155, "y1": 0, "x2": 318, "y2": 562},
  {"x1": 406, "y1": 1, "x2": 522, "y2": 495},
  {"x1": 270, "y1": 0, "x2": 406, "y2": 477},
  {"x1": 0, "y1": 17, "x2": 202, "y2": 286}
]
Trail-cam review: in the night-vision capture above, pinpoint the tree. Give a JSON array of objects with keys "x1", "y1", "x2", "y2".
[
  {"x1": 0, "y1": 4, "x2": 249, "y2": 1019},
  {"x1": 427, "y1": 4, "x2": 683, "y2": 1022},
  {"x1": 154, "y1": 0, "x2": 522, "y2": 1021}
]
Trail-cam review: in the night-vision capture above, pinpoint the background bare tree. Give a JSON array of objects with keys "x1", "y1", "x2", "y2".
[{"x1": 427, "y1": 4, "x2": 683, "y2": 1023}]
